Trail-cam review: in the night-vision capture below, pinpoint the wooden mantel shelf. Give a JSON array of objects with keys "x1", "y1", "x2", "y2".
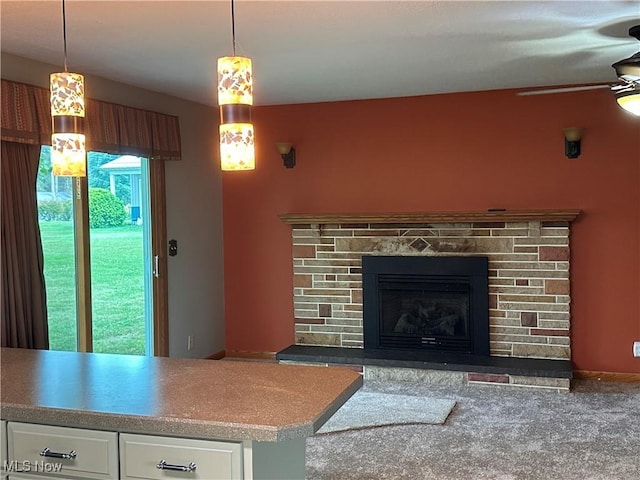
[{"x1": 279, "y1": 209, "x2": 581, "y2": 225}]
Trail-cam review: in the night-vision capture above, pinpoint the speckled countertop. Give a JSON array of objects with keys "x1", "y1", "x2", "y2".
[{"x1": 0, "y1": 348, "x2": 362, "y2": 442}]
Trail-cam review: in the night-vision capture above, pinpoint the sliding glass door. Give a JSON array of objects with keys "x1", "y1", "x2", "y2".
[{"x1": 36, "y1": 147, "x2": 166, "y2": 355}]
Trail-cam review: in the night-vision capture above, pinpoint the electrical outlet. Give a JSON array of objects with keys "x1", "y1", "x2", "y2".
[
  {"x1": 187, "y1": 335, "x2": 194, "y2": 351},
  {"x1": 633, "y1": 341, "x2": 640, "y2": 358}
]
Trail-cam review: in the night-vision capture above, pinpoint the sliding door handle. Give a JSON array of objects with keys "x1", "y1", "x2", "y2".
[{"x1": 153, "y1": 255, "x2": 160, "y2": 278}]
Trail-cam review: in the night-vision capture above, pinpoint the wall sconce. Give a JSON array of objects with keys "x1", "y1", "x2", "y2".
[
  {"x1": 276, "y1": 142, "x2": 296, "y2": 168},
  {"x1": 562, "y1": 127, "x2": 582, "y2": 159}
]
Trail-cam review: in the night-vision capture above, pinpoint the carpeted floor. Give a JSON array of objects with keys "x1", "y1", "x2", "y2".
[{"x1": 306, "y1": 379, "x2": 640, "y2": 480}]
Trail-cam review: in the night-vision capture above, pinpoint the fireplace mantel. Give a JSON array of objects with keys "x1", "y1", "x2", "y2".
[{"x1": 279, "y1": 209, "x2": 581, "y2": 225}]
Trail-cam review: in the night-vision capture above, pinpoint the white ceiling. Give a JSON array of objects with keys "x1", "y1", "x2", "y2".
[{"x1": 1, "y1": 1, "x2": 639, "y2": 107}]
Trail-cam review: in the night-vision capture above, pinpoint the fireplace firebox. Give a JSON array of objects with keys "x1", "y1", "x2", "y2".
[{"x1": 362, "y1": 256, "x2": 489, "y2": 356}]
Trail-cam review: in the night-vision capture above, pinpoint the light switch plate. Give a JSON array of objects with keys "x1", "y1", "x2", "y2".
[
  {"x1": 169, "y1": 239, "x2": 178, "y2": 256},
  {"x1": 633, "y1": 341, "x2": 640, "y2": 357}
]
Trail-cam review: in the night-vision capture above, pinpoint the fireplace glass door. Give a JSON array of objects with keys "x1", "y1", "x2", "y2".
[
  {"x1": 378, "y1": 275, "x2": 471, "y2": 352},
  {"x1": 362, "y1": 255, "x2": 489, "y2": 356}
]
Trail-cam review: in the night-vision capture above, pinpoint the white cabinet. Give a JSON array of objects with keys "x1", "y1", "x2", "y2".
[
  {"x1": 7, "y1": 475, "x2": 78, "y2": 480},
  {"x1": 119, "y1": 434, "x2": 242, "y2": 480},
  {"x1": 1, "y1": 421, "x2": 6, "y2": 478},
  {"x1": 2, "y1": 422, "x2": 304, "y2": 480},
  {"x1": 7, "y1": 423, "x2": 118, "y2": 480}
]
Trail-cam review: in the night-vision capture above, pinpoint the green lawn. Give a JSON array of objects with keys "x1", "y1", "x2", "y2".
[{"x1": 40, "y1": 221, "x2": 146, "y2": 355}]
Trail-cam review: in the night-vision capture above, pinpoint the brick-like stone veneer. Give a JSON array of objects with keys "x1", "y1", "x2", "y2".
[{"x1": 289, "y1": 219, "x2": 572, "y2": 361}]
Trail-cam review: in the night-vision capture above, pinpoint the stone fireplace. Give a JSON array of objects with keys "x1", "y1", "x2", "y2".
[{"x1": 278, "y1": 210, "x2": 580, "y2": 390}]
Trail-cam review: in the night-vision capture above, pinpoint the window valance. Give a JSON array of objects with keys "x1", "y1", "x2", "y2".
[{"x1": 1, "y1": 79, "x2": 181, "y2": 160}]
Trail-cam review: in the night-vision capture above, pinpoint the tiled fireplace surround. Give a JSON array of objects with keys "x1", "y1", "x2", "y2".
[{"x1": 278, "y1": 210, "x2": 580, "y2": 391}]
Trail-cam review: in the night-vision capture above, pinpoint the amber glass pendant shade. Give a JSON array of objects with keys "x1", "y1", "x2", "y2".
[
  {"x1": 217, "y1": 56, "x2": 253, "y2": 106},
  {"x1": 217, "y1": 56, "x2": 255, "y2": 171},
  {"x1": 51, "y1": 133, "x2": 86, "y2": 176},
  {"x1": 50, "y1": 72, "x2": 85, "y2": 116},
  {"x1": 50, "y1": 72, "x2": 86, "y2": 176},
  {"x1": 219, "y1": 123, "x2": 255, "y2": 171}
]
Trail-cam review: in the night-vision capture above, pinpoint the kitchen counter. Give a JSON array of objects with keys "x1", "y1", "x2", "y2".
[{"x1": 0, "y1": 347, "x2": 362, "y2": 442}]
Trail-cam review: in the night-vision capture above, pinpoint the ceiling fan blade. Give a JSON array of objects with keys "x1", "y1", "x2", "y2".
[{"x1": 517, "y1": 84, "x2": 612, "y2": 96}]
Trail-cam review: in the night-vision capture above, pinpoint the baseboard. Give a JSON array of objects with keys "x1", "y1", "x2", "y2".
[
  {"x1": 225, "y1": 349, "x2": 277, "y2": 360},
  {"x1": 206, "y1": 349, "x2": 226, "y2": 360},
  {"x1": 573, "y1": 370, "x2": 640, "y2": 383}
]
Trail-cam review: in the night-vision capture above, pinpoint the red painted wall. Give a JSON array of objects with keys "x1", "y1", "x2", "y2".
[{"x1": 222, "y1": 88, "x2": 640, "y2": 373}]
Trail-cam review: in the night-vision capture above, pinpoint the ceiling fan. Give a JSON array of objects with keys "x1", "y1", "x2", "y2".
[{"x1": 518, "y1": 25, "x2": 640, "y2": 116}]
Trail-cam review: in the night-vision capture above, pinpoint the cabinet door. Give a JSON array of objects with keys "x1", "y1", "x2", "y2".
[
  {"x1": 8, "y1": 475, "x2": 76, "y2": 480},
  {"x1": 120, "y1": 434, "x2": 242, "y2": 480},
  {"x1": 7, "y1": 422, "x2": 118, "y2": 480},
  {"x1": 1, "y1": 421, "x2": 6, "y2": 478}
]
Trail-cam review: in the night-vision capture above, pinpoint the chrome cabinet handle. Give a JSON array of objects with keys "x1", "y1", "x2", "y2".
[
  {"x1": 40, "y1": 447, "x2": 77, "y2": 460},
  {"x1": 156, "y1": 459, "x2": 197, "y2": 472}
]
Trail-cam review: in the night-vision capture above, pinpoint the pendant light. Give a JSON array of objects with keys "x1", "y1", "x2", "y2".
[
  {"x1": 50, "y1": 0, "x2": 86, "y2": 177},
  {"x1": 217, "y1": 0, "x2": 255, "y2": 171}
]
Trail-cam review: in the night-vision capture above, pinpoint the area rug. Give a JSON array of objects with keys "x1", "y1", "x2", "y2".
[{"x1": 317, "y1": 391, "x2": 456, "y2": 434}]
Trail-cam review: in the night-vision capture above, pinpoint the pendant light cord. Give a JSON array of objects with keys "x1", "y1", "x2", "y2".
[
  {"x1": 231, "y1": 0, "x2": 236, "y2": 56},
  {"x1": 61, "y1": 0, "x2": 68, "y2": 71}
]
